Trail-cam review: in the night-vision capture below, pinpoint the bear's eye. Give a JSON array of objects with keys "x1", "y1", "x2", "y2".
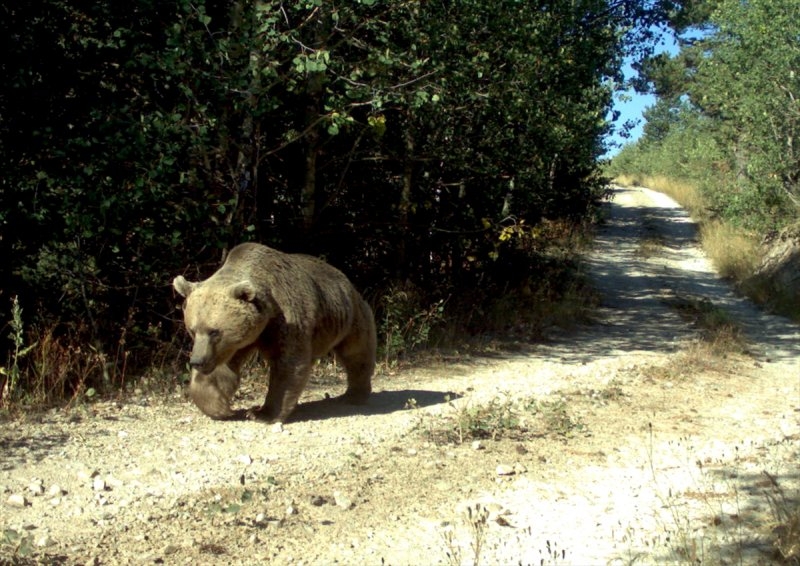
[{"x1": 208, "y1": 329, "x2": 222, "y2": 340}]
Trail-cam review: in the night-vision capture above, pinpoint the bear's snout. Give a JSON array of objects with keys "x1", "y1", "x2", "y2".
[
  {"x1": 189, "y1": 356, "x2": 209, "y2": 369},
  {"x1": 188, "y1": 337, "x2": 217, "y2": 373},
  {"x1": 189, "y1": 354, "x2": 217, "y2": 374}
]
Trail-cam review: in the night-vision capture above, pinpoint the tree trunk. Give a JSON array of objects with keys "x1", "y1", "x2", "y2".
[
  {"x1": 225, "y1": 2, "x2": 260, "y2": 249},
  {"x1": 300, "y1": 9, "x2": 328, "y2": 236},
  {"x1": 396, "y1": 126, "x2": 415, "y2": 276},
  {"x1": 301, "y1": 124, "x2": 319, "y2": 233}
]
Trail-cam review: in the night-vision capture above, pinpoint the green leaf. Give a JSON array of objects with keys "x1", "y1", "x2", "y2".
[{"x1": 3, "y1": 529, "x2": 20, "y2": 544}]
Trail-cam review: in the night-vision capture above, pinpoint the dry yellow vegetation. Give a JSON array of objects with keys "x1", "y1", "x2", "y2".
[{"x1": 614, "y1": 175, "x2": 760, "y2": 285}]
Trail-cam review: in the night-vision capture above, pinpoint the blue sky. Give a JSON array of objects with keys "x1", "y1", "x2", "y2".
[
  {"x1": 604, "y1": 77, "x2": 657, "y2": 158},
  {"x1": 604, "y1": 31, "x2": 680, "y2": 158}
]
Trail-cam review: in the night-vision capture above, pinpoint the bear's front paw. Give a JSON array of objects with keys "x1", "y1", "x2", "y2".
[
  {"x1": 339, "y1": 387, "x2": 371, "y2": 405},
  {"x1": 245, "y1": 406, "x2": 281, "y2": 424}
]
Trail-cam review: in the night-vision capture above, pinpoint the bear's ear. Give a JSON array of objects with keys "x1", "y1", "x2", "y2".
[
  {"x1": 173, "y1": 275, "x2": 197, "y2": 298},
  {"x1": 230, "y1": 280, "x2": 258, "y2": 304}
]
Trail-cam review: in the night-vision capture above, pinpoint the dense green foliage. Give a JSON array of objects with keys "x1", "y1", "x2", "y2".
[
  {"x1": 609, "y1": 0, "x2": 800, "y2": 231},
  {"x1": 1, "y1": 1, "x2": 668, "y2": 397}
]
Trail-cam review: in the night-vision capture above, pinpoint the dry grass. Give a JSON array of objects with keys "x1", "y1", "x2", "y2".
[
  {"x1": 764, "y1": 471, "x2": 800, "y2": 564},
  {"x1": 418, "y1": 394, "x2": 588, "y2": 446},
  {"x1": 700, "y1": 221, "x2": 760, "y2": 282},
  {"x1": 665, "y1": 294, "x2": 748, "y2": 357}
]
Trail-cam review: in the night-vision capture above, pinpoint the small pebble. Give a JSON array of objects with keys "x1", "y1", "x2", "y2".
[
  {"x1": 333, "y1": 491, "x2": 353, "y2": 510},
  {"x1": 495, "y1": 464, "x2": 515, "y2": 476},
  {"x1": 36, "y1": 535, "x2": 54, "y2": 548},
  {"x1": 7, "y1": 493, "x2": 29, "y2": 508},
  {"x1": 47, "y1": 484, "x2": 64, "y2": 498}
]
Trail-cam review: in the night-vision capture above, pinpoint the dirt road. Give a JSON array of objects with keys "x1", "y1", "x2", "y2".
[{"x1": 2, "y1": 186, "x2": 799, "y2": 565}]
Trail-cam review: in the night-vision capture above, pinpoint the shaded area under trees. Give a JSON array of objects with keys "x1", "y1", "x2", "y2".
[{"x1": 1, "y1": 0, "x2": 669, "y2": 399}]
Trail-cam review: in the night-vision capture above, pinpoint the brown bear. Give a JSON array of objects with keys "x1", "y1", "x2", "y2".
[{"x1": 172, "y1": 243, "x2": 376, "y2": 423}]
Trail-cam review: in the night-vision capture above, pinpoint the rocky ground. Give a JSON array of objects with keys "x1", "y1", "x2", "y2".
[{"x1": 2, "y1": 186, "x2": 799, "y2": 565}]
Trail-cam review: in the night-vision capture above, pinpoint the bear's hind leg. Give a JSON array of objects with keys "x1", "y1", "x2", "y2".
[
  {"x1": 334, "y1": 302, "x2": 376, "y2": 404},
  {"x1": 335, "y1": 352, "x2": 373, "y2": 404}
]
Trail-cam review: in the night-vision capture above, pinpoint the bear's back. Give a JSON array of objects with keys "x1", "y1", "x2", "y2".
[{"x1": 221, "y1": 243, "x2": 357, "y2": 329}]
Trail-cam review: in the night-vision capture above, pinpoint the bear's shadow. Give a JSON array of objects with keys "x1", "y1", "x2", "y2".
[{"x1": 267, "y1": 389, "x2": 459, "y2": 424}]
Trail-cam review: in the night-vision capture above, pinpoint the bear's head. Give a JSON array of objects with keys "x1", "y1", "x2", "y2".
[{"x1": 173, "y1": 275, "x2": 270, "y2": 374}]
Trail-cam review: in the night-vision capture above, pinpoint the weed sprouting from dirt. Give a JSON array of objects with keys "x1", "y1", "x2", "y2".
[
  {"x1": 1, "y1": 295, "x2": 160, "y2": 413},
  {"x1": 442, "y1": 510, "x2": 572, "y2": 566},
  {"x1": 441, "y1": 524, "x2": 463, "y2": 566},
  {"x1": 642, "y1": 422, "x2": 800, "y2": 565},
  {"x1": 1, "y1": 296, "x2": 37, "y2": 407},
  {"x1": 637, "y1": 236, "x2": 666, "y2": 259},
  {"x1": 379, "y1": 284, "x2": 448, "y2": 366},
  {"x1": 198, "y1": 542, "x2": 228, "y2": 556},
  {"x1": 763, "y1": 471, "x2": 800, "y2": 564},
  {"x1": 419, "y1": 394, "x2": 587, "y2": 446},
  {"x1": 1, "y1": 527, "x2": 35, "y2": 560},
  {"x1": 466, "y1": 504, "x2": 490, "y2": 566},
  {"x1": 441, "y1": 503, "x2": 490, "y2": 566},
  {"x1": 636, "y1": 216, "x2": 667, "y2": 260},
  {"x1": 663, "y1": 294, "x2": 747, "y2": 356}
]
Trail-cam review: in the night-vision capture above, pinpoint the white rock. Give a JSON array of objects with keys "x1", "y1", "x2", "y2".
[
  {"x1": 7, "y1": 493, "x2": 28, "y2": 507},
  {"x1": 47, "y1": 484, "x2": 64, "y2": 498},
  {"x1": 28, "y1": 480, "x2": 45, "y2": 496},
  {"x1": 36, "y1": 535, "x2": 54, "y2": 548},
  {"x1": 471, "y1": 440, "x2": 485, "y2": 450},
  {"x1": 495, "y1": 464, "x2": 515, "y2": 476},
  {"x1": 77, "y1": 469, "x2": 99, "y2": 482},
  {"x1": 333, "y1": 491, "x2": 353, "y2": 510},
  {"x1": 237, "y1": 454, "x2": 253, "y2": 466},
  {"x1": 92, "y1": 478, "x2": 107, "y2": 492}
]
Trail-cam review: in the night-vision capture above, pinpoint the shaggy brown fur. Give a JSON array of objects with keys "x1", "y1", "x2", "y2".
[{"x1": 173, "y1": 243, "x2": 376, "y2": 422}]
